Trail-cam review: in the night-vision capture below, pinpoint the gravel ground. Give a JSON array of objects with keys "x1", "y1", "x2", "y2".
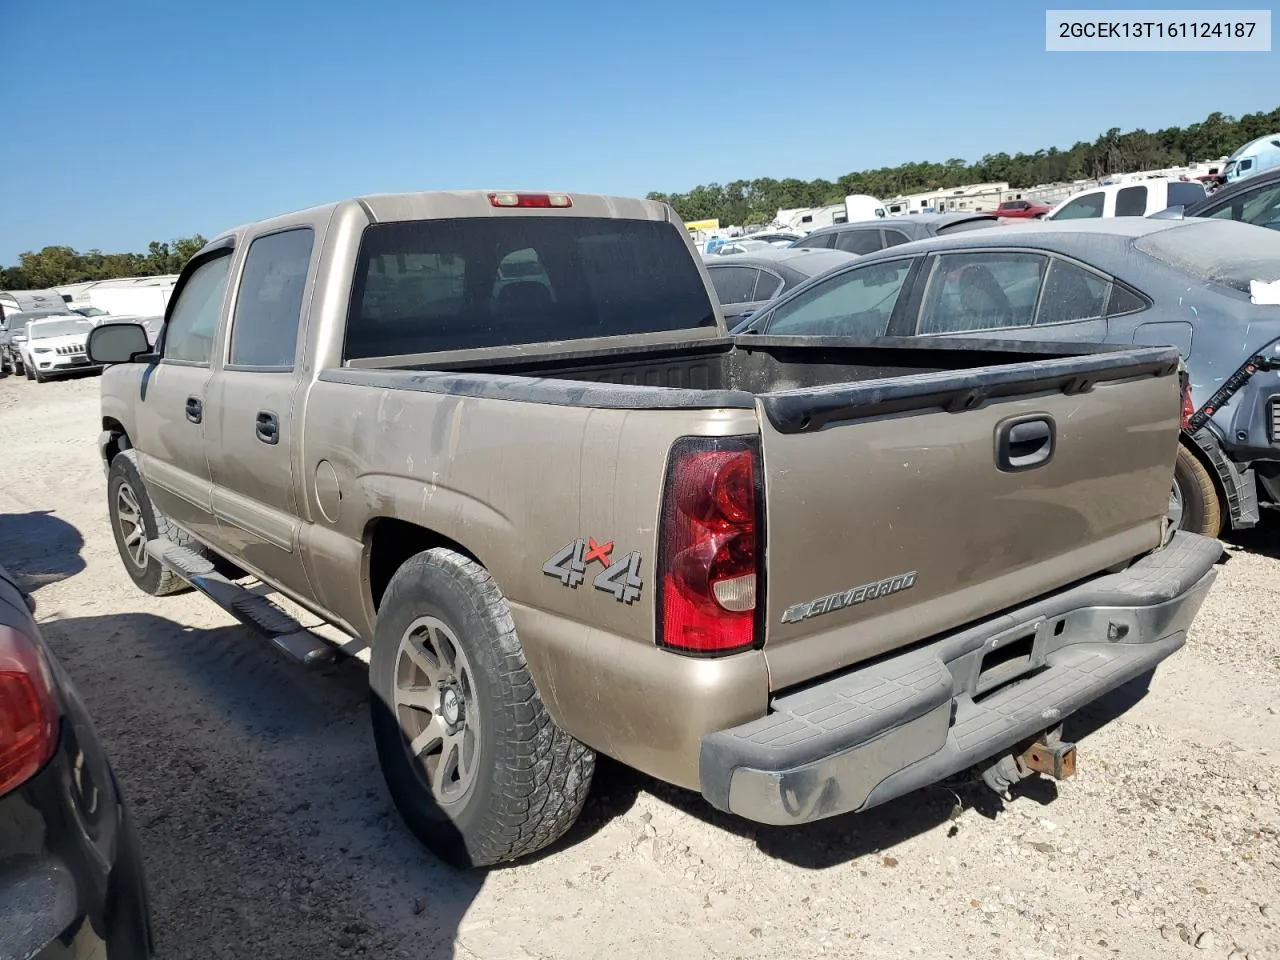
[{"x1": 1, "y1": 370, "x2": 1277, "y2": 960}]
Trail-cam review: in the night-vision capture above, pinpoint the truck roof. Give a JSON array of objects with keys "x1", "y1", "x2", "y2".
[{"x1": 213, "y1": 191, "x2": 676, "y2": 247}]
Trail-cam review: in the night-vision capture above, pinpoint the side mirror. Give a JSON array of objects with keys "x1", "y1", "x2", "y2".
[{"x1": 87, "y1": 322, "x2": 151, "y2": 364}]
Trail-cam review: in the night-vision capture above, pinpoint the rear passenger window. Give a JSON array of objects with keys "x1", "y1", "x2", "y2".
[
  {"x1": 1107, "y1": 284, "x2": 1148, "y2": 316},
  {"x1": 919, "y1": 252, "x2": 1047, "y2": 334},
  {"x1": 795, "y1": 232, "x2": 834, "y2": 249},
  {"x1": 707, "y1": 266, "x2": 759, "y2": 305},
  {"x1": 753, "y1": 271, "x2": 783, "y2": 300},
  {"x1": 835, "y1": 230, "x2": 883, "y2": 255},
  {"x1": 229, "y1": 228, "x2": 314, "y2": 368},
  {"x1": 163, "y1": 253, "x2": 233, "y2": 364},
  {"x1": 1036, "y1": 259, "x2": 1109, "y2": 325},
  {"x1": 883, "y1": 230, "x2": 911, "y2": 247},
  {"x1": 1115, "y1": 186, "x2": 1149, "y2": 217}
]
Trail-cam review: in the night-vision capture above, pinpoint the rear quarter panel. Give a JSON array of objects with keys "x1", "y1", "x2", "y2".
[{"x1": 298, "y1": 381, "x2": 770, "y2": 780}]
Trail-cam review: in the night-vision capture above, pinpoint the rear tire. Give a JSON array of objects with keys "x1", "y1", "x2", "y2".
[
  {"x1": 369, "y1": 548, "x2": 594, "y2": 868},
  {"x1": 1172, "y1": 443, "x2": 1222, "y2": 537},
  {"x1": 107, "y1": 450, "x2": 202, "y2": 596}
]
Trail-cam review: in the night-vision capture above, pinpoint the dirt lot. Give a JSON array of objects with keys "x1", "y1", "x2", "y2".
[{"x1": 1, "y1": 370, "x2": 1277, "y2": 960}]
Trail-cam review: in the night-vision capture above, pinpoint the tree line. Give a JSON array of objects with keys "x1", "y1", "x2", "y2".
[
  {"x1": 647, "y1": 105, "x2": 1280, "y2": 227},
  {"x1": 1, "y1": 236, "x2": 208, "y2": 291}
]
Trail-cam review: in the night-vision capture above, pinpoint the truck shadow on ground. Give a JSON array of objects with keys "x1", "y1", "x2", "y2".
[
  {"x1": 0, "y1": 509, "x2": 86, "y2": 590},
  {"x1": 37, "y1": 608, "x2": 541, "y2": 960},
  {"x1": 1222, "y1": 510, "x2": 1280, "y2": 559},
  {"x1": 602, "y1": 671, "x2": 1159, "y2": 872}
]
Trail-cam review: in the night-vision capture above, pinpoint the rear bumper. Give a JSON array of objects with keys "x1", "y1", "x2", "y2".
[{"x1": 699, "y1": 531, "x2": 1222, "y2": 825}]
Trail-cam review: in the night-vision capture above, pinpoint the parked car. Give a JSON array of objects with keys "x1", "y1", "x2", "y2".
[
  {"x1": 735, "y1": 216, "x2": 1280, "y2": 538},
  {"x1": 87, "y1": 189, "x2": 1218, "y2": 870},
  {"x1": 1221, "y1": 132, "x2": 1280, "y2": 184},
  {"x1": 710, "y1": 238, "x2": 780, "y2": 256},
  {"x1": 740, "y1": 232, "x2": 803, "y2": 247},
  {"x1": 703, "y1": 248, "x2": 857, "y2": 325},
  {"x1": 1045, "y1": 178, "x2": 1207, "y2": 221},
  {"x1": 990, "y1": 199, "x2": 1051, "y2": 219},
  {"x1": 1, "y1": 309, "x2": 73, "y2": 377},
  {"x1": 1158, "y1": 165, "x2": 1280, "y2": 232},
  {"x1": 0, "y1": 563, "x2": 154, "y2": 958},
  {"x1": 19, "y1": 316, "x2": 99, "y2": 382},
  {"x1": 792, "y1": 212, "x2": 1000, "y2": 255}
]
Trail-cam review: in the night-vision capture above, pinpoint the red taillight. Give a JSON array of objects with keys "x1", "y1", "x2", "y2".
[
  {"x1": 0, "y1": 625, "x2": 59, "y2": 797},
  {"x1": 658, "y1": 438, "x2": 762, "y2": 655},
  {"x1": 487, "y1": 192, "x2": 573, "y2": 208},
  {"x1": 1181, "y1": 374, "x2": 1194, "y2": 431}
]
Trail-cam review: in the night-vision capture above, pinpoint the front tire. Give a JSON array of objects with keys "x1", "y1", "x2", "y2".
[
  {"x1": 1171, "y1": 443, "x2": 1222, "y2": 537},
  {"x1": 107, "y1": 450, "x2": 200, "y2": 596},
  {"x1": 369, "y1": 548, "x2": 594, "y2": 868}
]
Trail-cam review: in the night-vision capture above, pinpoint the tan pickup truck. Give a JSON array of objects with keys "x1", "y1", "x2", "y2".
[{"x1": 87, "y1": 190, "x2": 1222, "y2": 868}]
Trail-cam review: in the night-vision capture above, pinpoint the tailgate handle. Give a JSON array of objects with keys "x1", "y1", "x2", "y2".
[{"x1": 997, "y1": 416, "x2": 1054, "y2": 472}]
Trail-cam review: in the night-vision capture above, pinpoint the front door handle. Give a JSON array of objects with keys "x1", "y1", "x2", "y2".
[
  {"x1": 255, "y1": 411, "x2": 279, "y2": 445},
  {"x1": 996, "y1": 415, "x2": 1055, "y2": 472},
  {"x1": 185, "y1": 396, "x2": 203, "y2": 424}
]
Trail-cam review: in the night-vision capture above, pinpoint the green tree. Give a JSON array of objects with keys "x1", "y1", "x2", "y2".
[{"x1": 653, "y1": 104, "x2": 1280, "y2": 225}]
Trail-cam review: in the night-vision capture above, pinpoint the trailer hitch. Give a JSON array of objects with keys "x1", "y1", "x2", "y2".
[{"x1": 980, "y1": 726, "x2": 1078, "y2": 798}]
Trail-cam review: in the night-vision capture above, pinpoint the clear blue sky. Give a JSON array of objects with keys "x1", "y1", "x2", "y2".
[{"x1": 1, "y1": 0, "x2": 1275, "y2": 264}]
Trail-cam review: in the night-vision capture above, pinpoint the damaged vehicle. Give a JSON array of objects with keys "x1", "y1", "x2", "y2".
[
  {"x1": 736, "y1": 217, "x2": 1280, "y2": 537},
  {"x1": 87, "y1": 190, "x2": 1220, "y2": 868}
]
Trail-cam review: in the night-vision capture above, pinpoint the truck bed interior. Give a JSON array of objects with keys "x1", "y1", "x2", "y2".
[{"x1": 384, "y1": 336, "x2": 1137, "y2": 395}]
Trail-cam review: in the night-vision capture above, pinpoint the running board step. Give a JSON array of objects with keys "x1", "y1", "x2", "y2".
[{"x1": 145, "y1": 539, "x2": 334, "y2": 665}]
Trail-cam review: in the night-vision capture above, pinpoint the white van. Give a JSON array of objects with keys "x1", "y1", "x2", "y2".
[
  {"x1": 1222, "y1": 133, "x2": 1280, "y2": 184},
  {"x1": 1045, "y1": 178, "x2": 1207, "y2": 221}
]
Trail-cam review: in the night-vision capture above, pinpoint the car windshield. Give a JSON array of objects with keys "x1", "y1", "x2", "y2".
[
  {"x1": 4, "y1": 309, "x2": 66, "y2": 331},
  {"x1": 74, "y1": 306, "x2": 108, "y2": 317},
  {"x1": 29, "y1": 319, "x2": 93, "y2": 338},
  {"x1": 1135, "y1": 220, "x2": 1280, "y2": 292}
]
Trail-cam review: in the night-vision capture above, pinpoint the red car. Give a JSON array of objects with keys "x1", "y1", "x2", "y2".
[{"x1": 990, "y1": 199, "x2": 1051, "y2": 218}]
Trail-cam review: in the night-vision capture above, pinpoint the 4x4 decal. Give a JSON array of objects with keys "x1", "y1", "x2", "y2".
[{"x1": 543, "y1": 537, "x2": 643, "y2": 604}]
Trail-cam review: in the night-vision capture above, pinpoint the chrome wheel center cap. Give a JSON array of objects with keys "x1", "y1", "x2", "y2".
[{"x1": 441, "y1": 686, "x2": 463, "y2": 727}]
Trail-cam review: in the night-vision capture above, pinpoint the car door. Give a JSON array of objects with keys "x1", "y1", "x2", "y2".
[
  {"x1": 131, "y1": 247, "x2": 233, "y2": 547},
  {"x1": 204, "y1": 226, "x2": 317, "y2": 600},
  {"x1": 909, "y1": 250, "x2": 1110, "y2": 343}
]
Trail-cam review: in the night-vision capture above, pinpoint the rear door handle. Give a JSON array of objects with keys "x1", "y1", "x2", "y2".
[
  {"x1": 996, "y1": 415, "x2": 1055, "y2": 472},
  {"x1": 185, "y1": 396, "x2": 202, "y2": 424},
  {"x1": 255, "y1": 411, "x2": 279, "y2": 445}
]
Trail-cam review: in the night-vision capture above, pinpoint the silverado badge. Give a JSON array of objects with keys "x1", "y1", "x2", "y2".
[{"x1": 781, "y1": 571, "x2": 917, "y2": 624}]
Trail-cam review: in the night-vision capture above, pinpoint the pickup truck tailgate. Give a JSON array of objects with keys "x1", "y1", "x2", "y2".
[{"x1": 756, "y1": 348, "x2": 1182, "y2": 691}]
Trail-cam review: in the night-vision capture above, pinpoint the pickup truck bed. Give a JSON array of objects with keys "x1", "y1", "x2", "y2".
[{"x1": 88, "y1": 189, "x2": 1220, "y2": 868}]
